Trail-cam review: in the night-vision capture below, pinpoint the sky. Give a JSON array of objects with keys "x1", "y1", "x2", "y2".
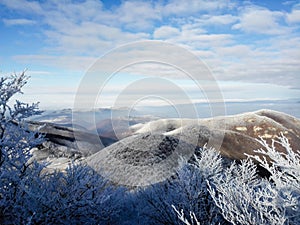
[{"x1": 0, "y1": 0, "x2": 300, "y2": 110}]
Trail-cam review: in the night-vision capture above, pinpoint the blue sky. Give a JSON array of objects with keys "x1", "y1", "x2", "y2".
[{"x1": 0, "y1": 0, "x2": 300, "y2": 109}]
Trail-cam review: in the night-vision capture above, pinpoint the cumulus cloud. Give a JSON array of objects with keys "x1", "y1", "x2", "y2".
[
  {"x1": 286, "y1": 9, "x2": 300, "y2": 23},
  {"x1": 116, "y1": 1, "x2": 161, "y2": 30},
  {"x1": 44, "y1": 22, "x2": 149, "y2": 55},
  {"x1": 13, "y1": 0, "x2": 151, "y2": 55},
  {"x1": 232, "y1": 6, "x2": 288, "y2": 35},
  {"x1": 211, "y1": 38, "x2": 300, "y2": 88},
  {"x1": 1, "y1": 0, "x2": 300, "y2": 92}
]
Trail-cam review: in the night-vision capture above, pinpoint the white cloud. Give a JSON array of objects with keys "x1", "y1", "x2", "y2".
[
  {"x1": 0, "y1": 0, "x2": 43, "y2": 14},
  {"x1": 211, "y1": 38, "x2": 300, "y2": 88},
  {"x1": 2, "y1": 0, "x2": 300, "y2": 92},
  {"x1": 116, "y1": 1, "x2": 161, "y2": 30},
  {"x1": 43, "y1": 22, "x2": 149, "y2": 55},
  {"x1": 232, "y1": 6, "x2": 288, "y2": 35},
  {"x1": 286, "y1": 9, "x2": 300, "y2": 23},
  {"x1": 215, "y1": 45, "x2": 252, "y2": 58},
  {"x1": 153, "y1": 26, "x2": 181, "y2": 39},
  {"x1": 41, "y1": 0, "x2": 161, "y2": 33},
  {"x1": 283, "y1": 1, "x2": 298, "y2": 6},
  {"x1": 11, "y1": 1, "x2": 151, "y2": 55},
  {"x1": 1, "y1": 0, "x2": 231, "y2": 56},
  {"x1": 200, "y1": 14, "x2": 238, "y2": 25},
  {"x1": 163, "y1": 0, "x2": 232, "y2": 16},
  {"x1": 166, "y1": 32, "x2": 234, "y2": 49},
  {"x1": 3, "y1": 18, "x2": 36, "y2": 26},
  {"x1": 153, "y1": 20, "x2": 233, "y2": 49}
]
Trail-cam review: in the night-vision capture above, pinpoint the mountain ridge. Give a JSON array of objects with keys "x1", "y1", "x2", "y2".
[
  {"x1": 86, "y1": 109, "x2": 300, "y2": 186},
  {"x1": 27, "y1": 109, "x2": 300, "y2": 178}
]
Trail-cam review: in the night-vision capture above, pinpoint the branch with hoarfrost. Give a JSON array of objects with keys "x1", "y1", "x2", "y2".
[
  {"x1": 0, "y1": 71, "x2": 45, "y2": 223},
  {"x1": 193, "y1": 144, "x2": 223, "y2": 179},
  {"x1": 0, "y1": 71, "x2": 43, "y2": 168},
  {"x1": 208, "y1": 159, "x2": 287, "y2": 225},
  {"x1": 172, "y1": 205, "x2": 200, "y2": 225},
  {"x1": 170, "y1": 146, "x2": 228, "y2": 225},
  {"x1": 248, "y1": 133, "x2": 300, "y2": 224},
  {"x1": 209, "y1": 134, "x2": 300, "y2": 225},
  {"x1": 249, "y1": 133, "x2": 300, "y2": 191},
  {"x1": 0, "y1": 72, "x2": 125, "y2": 224},
  {"x1": 0, "y1": 71, "x2": 42, "y2": 139}
]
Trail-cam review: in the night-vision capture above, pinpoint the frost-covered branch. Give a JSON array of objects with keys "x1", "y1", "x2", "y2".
[
  {"x1": 0, "y1": 72, "x2": 126, "y2": 224},
  {"x1": 166, "y1": 146, "x2": 227, "y2": 225},
  {"x1": 172, "y1": 205, "x2": 201, "y2": 225},
  {"x1": 209, "y1": 134, "x2": 300, "y2": 225},
  {"x1": 248, "y1": 133, "x2": 300, "y2": 224},
  {"x1": 0, "y1": 71, "x2": 42, "y2": 139},
  {"x1": 249, "y1": 133, "x2": 300, "y2": 191},
  {"x1": 0, "y1": 72, "x2": 45, "y2": 223}
]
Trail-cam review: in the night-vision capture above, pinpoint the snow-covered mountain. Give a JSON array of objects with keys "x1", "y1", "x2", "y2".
[{"x1": 29, "y1": 109, "x2": 300, "y2": 177}]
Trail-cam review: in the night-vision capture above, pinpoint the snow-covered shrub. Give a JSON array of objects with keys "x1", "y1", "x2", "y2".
[
  {"x1": 208, "y1": 134, "x2": 300, "y2": 225},
  {"x1": 135, "y1": 146, "x2": 228, "y2": 225},
  {"x1": 0, "y1": 72, "x2": 44, "y2": 223},
  {"x1": 21, "y1": 163, "x2": 126, "y2": 224},
  {"x1": 249, "y1": 134, "x2": 300, "y2": 225},
  {"x1": 2, "y1": 162, "x2": 126, "y2": 224},
  {"x1": 0, "y1": 72, "x2": 125, "y2": 224}
]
